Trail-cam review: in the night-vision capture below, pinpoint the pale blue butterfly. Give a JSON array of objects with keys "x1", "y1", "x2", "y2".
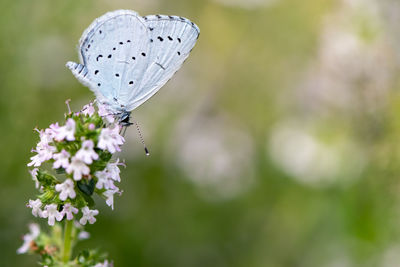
[{"x1": 66, "y1": 9, "x2": 200, "y2": 125}]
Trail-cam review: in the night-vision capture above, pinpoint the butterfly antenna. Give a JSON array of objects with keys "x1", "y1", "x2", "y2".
[{"x1": 133, "y1": 120, "x2": 150, "y2": 156}]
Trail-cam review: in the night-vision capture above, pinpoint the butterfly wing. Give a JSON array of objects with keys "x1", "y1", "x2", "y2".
[
  {"x1": 67, "y1": 10, "x2": 199, "y2": 113},
  {"x1": 124, "y1": 15, "x2": 200, "y2": 111},
  {"x1": 67, "y1": 10, "x2": 151, "y2": 112}
]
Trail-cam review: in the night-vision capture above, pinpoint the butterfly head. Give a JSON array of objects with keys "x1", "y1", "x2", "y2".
[{"x1": 118, "y1": 111, "x2": 133, "y2": 127}]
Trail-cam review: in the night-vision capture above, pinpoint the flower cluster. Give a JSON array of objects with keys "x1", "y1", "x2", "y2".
[
  {"x1": 26, "y1": 103, "x2": 124, "y2": 225},
  {"x1": 20, "y1": 102, "x2": 124, "y2": 266}
]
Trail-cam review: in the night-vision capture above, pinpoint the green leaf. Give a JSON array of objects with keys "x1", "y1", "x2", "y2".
[
  {"x1": 77, "y1": 179, "x2": 95, "y2": 196},
  {"x1": 38, "y1": 189, "x2": 57, "y2": 204},
  {"x1": 55, "y1": 168, "x2": 66, "y2": 174},
  {"x1": 81, "y1": 192, "x2": 95, "y2": 208},
  {"x1": 37, "y1": 171, "x2": 59, "y2": 188}
]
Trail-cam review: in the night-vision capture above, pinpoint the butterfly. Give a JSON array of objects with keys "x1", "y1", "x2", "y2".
[{"x1": 66, "y1": 9, "x2": 200, "y2": 125}]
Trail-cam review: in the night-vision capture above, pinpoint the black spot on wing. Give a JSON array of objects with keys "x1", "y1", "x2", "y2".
[{"x1": 78, "y1": 65, "x2": 84, "y2": 74}]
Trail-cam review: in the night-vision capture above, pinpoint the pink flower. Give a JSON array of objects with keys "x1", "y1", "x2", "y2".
[
  {"x1": 29, "y1": 168, "x2": 39, "y2": 189},
  {"x1": 104, "y1": 189, "x2": 120, "y2": 210},
  {"x1": 48, "y1": 122, "x2": 61, "y2": 136},
  {"x1": 55, "y1": 178, "x2": 76, "y2": 201},
  {"x1": 66, "y1": 156, "x2": 90, "y2": 181},
  {"x1": 78, "y1": 231, "x2": 90, "y2": 240},
  {"x1": 94, "y1": 159, "x2": 123, "y2": 190},
  {"x1": 27, "y1": 153, "x2": 43, "y2": 167},
  {"x1": 105, "y1": 160, "x2": 122, "y2": 182},
  {"x1": 97, "y1": 103, "x2": 115, "y2": 123},
  {"x1": 93, "y1": 260, "x2": 113, "y2": 267},
  {"x1": 17, "y1": 223, "x2": 40, "y2": 254},
  {"x1": 54, "y1": 118, "x2": 76, "y2": 141},
  {"x1": 37, "y1": 128, "x2": 53, "y2": 148},
  {"x1": 75, "y1": 140, "x2": 99, "y2": 164},
  {"x1": 27, "y1": 199, "x2": 43, "y2": 217},
  {"x1": 52, "y1": 149, "x2": 70, "y2": 169},
  {"x1": 97, "y1": 126, "x2": 125, "y2": 153},
  {"x1": 61, "y1": 203, "x2": 78, "y2": 220},
  {"x1": 82, "y1": 103, "x2": 95, "y2": 116},
  {"x1": 79, "y1": 207, "x2": 99, "y2": 225},
  {"x1": 97, "y1": 103, "x2": 109, "y2": 117},
  {"x1": 27, "y1": 144, "x2": 56, "y2": 167},
  {"x1": 93, "y1": 260, "x2": 111, "y2": 267},
  {"x1": 95, "y1": 170, "x2": 116, "y2": 190},
  {"x1": 42, "y1": 204, "x2": 63, "y2": 226}
]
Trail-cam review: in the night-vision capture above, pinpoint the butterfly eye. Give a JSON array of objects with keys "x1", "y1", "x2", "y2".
[
  {"x1": 141, "y1": 53, "x2": 146, "y2": 57},
  {"x1": 129, "y1": 81, "x2": 134, "y2": 85}
]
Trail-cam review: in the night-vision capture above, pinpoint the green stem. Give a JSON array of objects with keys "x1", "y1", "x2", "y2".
[{"x1": 62, "y1": 220, "x2": 73, "y2": 263}]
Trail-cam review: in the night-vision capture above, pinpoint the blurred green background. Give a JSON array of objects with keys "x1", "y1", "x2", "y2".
[{"x1": 2, "y1": 0, "x2": 400, "y2": 266}]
